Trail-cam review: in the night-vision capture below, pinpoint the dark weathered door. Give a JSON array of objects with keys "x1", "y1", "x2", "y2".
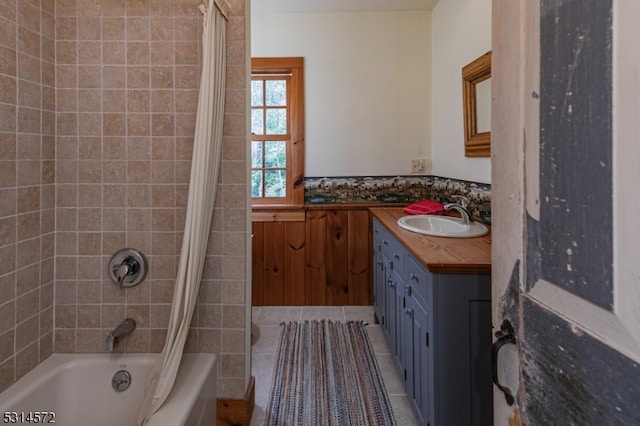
[{"x1": 492, "y1": 1, "x2": 640, "y2": 424}]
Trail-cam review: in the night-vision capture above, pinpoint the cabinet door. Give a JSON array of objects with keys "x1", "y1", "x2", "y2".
[
  {"x1": 373, "y1": 249, "x2": 385, "y2": 325},
  {"x1": 407, "y1": 255, "x2": 431, "y2": 310},
  {"x1": 390, "y1": 268, "x2": 404, "y2": 372},
  {"x1": 373, "y1": 223, "x2": 385, "y2": 325},
  {"x1": 385, "y1": 265, "x2": 398, "y2": 357},
  {"x1": 406, "y1": 295, "x2": 431, "y2": 426}
]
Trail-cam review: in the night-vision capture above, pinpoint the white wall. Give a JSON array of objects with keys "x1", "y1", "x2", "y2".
[
  {"x1": 431, "y1": 0, "x2": 492, "y2": 183},
  {"x1": 252, "y1": 11, "x2": 431, "y2": 177}
]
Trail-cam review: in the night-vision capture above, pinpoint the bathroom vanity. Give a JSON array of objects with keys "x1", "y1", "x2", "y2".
[{"x1": 370, "y1": 208, "x2": 492, "y2": 426}]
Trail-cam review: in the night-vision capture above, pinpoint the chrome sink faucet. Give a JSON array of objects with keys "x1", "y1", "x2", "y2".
[
  {"x1": 444, "y1": 195, "x2": 473, "y2": 226},
  {"x1": 106, "y1": 318, "x2": 136, "y2": 352}
]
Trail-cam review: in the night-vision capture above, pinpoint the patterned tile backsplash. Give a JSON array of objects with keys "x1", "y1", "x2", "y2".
[{"x1": 304, "y1": 175, "x2": 492, "y2": 224}]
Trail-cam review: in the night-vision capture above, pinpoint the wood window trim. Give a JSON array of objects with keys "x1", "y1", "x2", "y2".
[{"x1": 251, "y1": 57, "x2": 305, "y2": 207}]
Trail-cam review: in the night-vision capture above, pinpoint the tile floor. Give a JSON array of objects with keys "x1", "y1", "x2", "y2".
[{"x1": 249, "y1": 305, "x2": 419, "y2": 426}]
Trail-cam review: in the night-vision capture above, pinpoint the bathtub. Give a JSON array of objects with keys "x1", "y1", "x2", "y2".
[{"x1": 0, "y1": 353, "x2": 217, "y2": 426}]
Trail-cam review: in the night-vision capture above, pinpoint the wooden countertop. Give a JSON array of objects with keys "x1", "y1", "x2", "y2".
[{"x1": 370, "y1": 207, "x2": 492, "y2": 275}]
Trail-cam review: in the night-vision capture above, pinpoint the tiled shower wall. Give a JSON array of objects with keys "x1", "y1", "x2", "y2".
[
  {"x1": 0, "y1": 0, "x2": 56, "y2": 392},
  {"x1": 0, "y1": 0, "x2": 249, "y2": 400}
]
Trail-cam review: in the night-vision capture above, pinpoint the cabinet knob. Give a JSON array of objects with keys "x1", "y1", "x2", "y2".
[
  {"x1": 410, "y1": 273, "x2": 418, "y2": 282},
  {"x1": 393, "y1": 253, "x2": 401, "y2": 260},
  {"x1": 405, "y1": 308, "x2": 412, "y2": 316},
  {"x1": 406, "y1": 284, "x2": 413, "y2": 296}
]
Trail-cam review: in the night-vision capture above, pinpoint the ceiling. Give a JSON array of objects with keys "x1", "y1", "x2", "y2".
[{"x1": 251, "y1": 0, "x2": 439, "y2": 13}]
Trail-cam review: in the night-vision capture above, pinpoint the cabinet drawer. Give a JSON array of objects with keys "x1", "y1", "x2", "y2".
[
  {"x1": 406, "y1": 255, "x2": 431, "y2": 307},
  {"x1": 384, "y1": 238, "x2": 405, "y2": 276},
  {"x1": 376, "y1": 221, "x2": 405, "y2": 276}
]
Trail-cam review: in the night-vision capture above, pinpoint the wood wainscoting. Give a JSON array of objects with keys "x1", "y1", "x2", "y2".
[{"x1": 252, "y1": 205, "x2": 377, "y2": 306}]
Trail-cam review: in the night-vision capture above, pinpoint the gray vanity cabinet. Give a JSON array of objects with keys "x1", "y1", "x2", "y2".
[
  {"x1": 373, "y1": 226, "x2": 386, "y2": 331},
  {"x1": 374, "y1": 222, "x2": 403, "y2": 366},
  {"x1": 404, "y1": 255, "x2": 431, "y2": 425},
  {"x1": 372, "y1": 218, "x2": 492, "y2": 426},
  {"x1": 403, "y1": 287, "x2": 430, "y2": 425}
]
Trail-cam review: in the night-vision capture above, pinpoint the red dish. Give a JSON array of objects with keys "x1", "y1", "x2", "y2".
[{"x1": 403, "y1": 200, "x2": 446, "y2": 215}]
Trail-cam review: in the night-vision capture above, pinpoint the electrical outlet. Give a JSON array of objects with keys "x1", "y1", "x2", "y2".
[{"x1": 410, "y1": 158, "x2": 429, "y2": 174}]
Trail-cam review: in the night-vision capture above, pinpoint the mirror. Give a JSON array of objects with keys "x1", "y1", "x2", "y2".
[{"x1": 462, "y1": 51, "x2": 492, "y2": 157}]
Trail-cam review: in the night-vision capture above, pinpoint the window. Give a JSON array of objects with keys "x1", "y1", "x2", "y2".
[{"x1": 251, "y1": 58, "x2": 304, "y2": 207}]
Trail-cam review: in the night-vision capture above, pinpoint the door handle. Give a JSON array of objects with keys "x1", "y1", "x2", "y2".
[{"x1": 492, "y1": 318, "x2": 517, "y2": 406}]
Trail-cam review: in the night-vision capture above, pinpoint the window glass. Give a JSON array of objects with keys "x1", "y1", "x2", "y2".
[
  {"x1": 266, "y1": 108, "x2": 286, "y2": 135},
  {"x1": 251, "y1": 141, "x2": 263, "y2": 168},
  {"x1": 251, "y1": 80, "x2": 263, "y2": 106},
  {"x1": 251, "y1": 170, "x2": 263, "y2": 197},
  {"x1": 251, "y1": 109, "x2": 264, "y2": 135},
  {"x1": 265, "y1": 141, "x2": 286, "y2": 168},
  {"x1": 264, "y1": 170, "x2": 286, "y2": 197},
  {"x1": 265, "y1": 80, "x2": 286, "y2": 106}
]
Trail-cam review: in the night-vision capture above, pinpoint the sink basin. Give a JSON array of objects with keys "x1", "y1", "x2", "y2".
[{"x1": 397, "y1": 215, "x2": 488, "y2": 238}]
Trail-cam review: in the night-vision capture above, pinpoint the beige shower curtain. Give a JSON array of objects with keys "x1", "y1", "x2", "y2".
[{"x1": 137, "y1": 0, "x2": 230, "y2": 424}]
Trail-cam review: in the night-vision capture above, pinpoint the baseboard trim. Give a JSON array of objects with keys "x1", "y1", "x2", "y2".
[{"x1": 217, "y1": 376, "x2": 255, "y2": 426}]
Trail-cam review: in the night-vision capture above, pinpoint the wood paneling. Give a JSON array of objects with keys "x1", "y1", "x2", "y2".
[
  {"x1": 305, "y1": 210, "x2": 327, "y2": 305},
  {"x1": 252, "y1": 219, "x2": 307, "y2": 306},
  {"x1": 348, "y1": 210, "x2": 372, "y2": 305},
  {"x1": 251, "y1": 225, "x2": 265, "y2": 306},
  {"x1": 217, "y1": 376, "x2": 255, "y2": 426},
  {"x1": 252, "y1": 210, "x2": 305, "y2": 222},
  {"x1": 263, "y1": 222, "x2": 285, "y2": 305},
  {"x1": 326, "y1": 210, "x2": 349, "y2": 305},
  {"x1": 284, "y1": 222, "x2": 305, "y2": 305},
  {"x1": 252, "y1": 206, "x2": 373, "y2": 306}
]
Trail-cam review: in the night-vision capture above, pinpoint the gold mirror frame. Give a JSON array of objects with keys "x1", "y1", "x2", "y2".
[{"x1": 462, "y1": 51, "x2": 491, "y2": 157}]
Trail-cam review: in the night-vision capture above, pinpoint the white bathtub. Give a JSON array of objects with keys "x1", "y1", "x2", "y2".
[{"x1": 0, "y1": 353, "x2": 217, "y2": 426}]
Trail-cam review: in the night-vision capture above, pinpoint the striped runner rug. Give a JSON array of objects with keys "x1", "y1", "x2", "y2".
[{"x1": 265, "y1": 320, "x2": 396, "y2": 426}]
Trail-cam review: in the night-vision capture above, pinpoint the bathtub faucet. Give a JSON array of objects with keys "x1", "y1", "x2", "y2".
[{"x1": 106, "y1": 318, "x2": 136, "y2": 352}]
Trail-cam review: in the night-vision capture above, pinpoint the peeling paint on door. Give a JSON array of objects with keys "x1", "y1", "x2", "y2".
[{"x1": 539, "y1": 0, "x2": 613, "y2": 309}]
